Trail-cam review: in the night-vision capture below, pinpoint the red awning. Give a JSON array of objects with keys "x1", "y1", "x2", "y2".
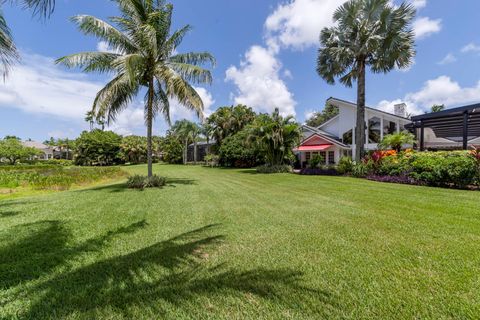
[{"x1": 294, "y1": 144, "x2": 332, "y2": 152}]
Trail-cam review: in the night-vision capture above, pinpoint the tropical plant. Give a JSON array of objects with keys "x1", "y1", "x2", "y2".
[
  {"x1": 56, "y1": 0, "x2": 215, "y2": 177},
  {"x1": 120, "y1": 135, "x2": 148, "y2": 164},
  {"x1": 247, "y1": 108, "x2": 301, "y2": 166},
  {"x1": 305, "y1": 103, "x2": 339, "y2": 127},
  {"x1": 171, "y1": 120, "x2": 200, "y2": 164},
  {"x1": 317, "y1": 0, "x2": 415, "y2": 162},
  {"x1": 207, "y1": 104, "x2": 256, "y2": 146},
  {"x1": 85, "y1": 111, "x2": 95, "y2": 131},
  {"x1": 379, "y1": 131, "x2": 416, "y2": 152},
  {"x1": 0, "y1": 137, "x2": 40, "y2": 164},
  {"x1": 308, "y1": 154, "x2": 324, "y2": 169},
  {"x1": 430, "y1": 104, "x2": 445, "y2": 113}
]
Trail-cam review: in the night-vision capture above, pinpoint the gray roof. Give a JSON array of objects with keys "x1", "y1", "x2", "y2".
[{"x1": 22, "y1": 141, "x2": 51, "y2": 150}]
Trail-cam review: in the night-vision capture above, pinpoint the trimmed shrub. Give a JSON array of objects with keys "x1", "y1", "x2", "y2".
[
  {"x1": 256, "y1": 164, "x2": 292, "y2": 174},
  {"x1": 127, "y1": 174, "x2": 166, "y2": 189}
]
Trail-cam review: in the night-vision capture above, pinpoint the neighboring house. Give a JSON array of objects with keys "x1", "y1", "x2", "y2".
[
  {"x1": 22, "y1": 141, "x2": 54, "y2": 160},
  {"x1": 187, "y1": 141, "x2": 214, "y2": 162},
  {"x1": 296, "y1": 97, "x2": 411, "y2": 167}
]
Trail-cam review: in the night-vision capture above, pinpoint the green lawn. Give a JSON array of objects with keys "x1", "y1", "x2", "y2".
[{"x1": 1, "y1": 164, "x2": 479, "y2": 319}]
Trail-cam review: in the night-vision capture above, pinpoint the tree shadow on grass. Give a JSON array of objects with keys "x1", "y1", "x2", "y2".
[
  {"x1": 0, "y1": 219, "x2": 148, "y2": 291},
  {"x1": 77, "y1": 178, "x2": 197, "y2": 193},
  {"x1": 16, "y1": 224, "x2": 337, "y2": 319}
]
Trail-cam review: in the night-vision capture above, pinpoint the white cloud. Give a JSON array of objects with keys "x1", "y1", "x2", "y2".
[
  {"x1": 169, "y1": 86, "x2": 215, "y2": 122},
  {"x1": 462, "y1": 43, "x2": 480, "y2": 54},
  {"x1": 225, "y1": 45, "x2": 296, "y2": 116},
  {"x1": 106, "y1": 107, "x2": 145, "y2": 136},
  {"x1": 413, "y1": 17, "x2": 442, "y2": 39},
  {"x1": 265, "y1": 0, "x2": 346, "y2": 50},
  {"x1": 0, "y1": 53, "x2": 103, "y2": 119},
  {"x1": 411, "y1": 0, "x2": 427, "y2": 9},
  {"x1": 438, "y1": 53, "x2": 457, "y2": 65},
  {"x1": 377, "y1": 76, "x2": 480, "y2": 115}
]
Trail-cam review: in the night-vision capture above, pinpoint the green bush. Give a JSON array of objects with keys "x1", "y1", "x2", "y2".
[
  {"x1": 256, "y1": 164, "x2": 292, "y2": 174},
  {"x1": 74, "y1": 130, "x2": 123, "y2": 166},
  {"x1": 352, "y1": 162, "x2": 372, "y2": 178},
  {"x1": 127, "y1": 174, "x2": 166, "y2": 189},
  {"x1": 337, "y1": 157, "x2": 354, "y2": 175},
  {"x1": 308, "y1": 154, "x2": 324, "y2": 169},
  {"x1": 219, "y1": 130, "x2": 260, "y2": 168},
  {"x1": 45, "y1": 159, "x2": 74, "y2": 166}
]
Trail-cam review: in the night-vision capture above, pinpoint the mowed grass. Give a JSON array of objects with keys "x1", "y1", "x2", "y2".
[{"x1": 1, "y1": 164, "x2": 479, "y2": 319}]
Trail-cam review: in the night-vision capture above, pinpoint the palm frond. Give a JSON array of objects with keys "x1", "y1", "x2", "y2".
[
  {"x1": 71, "y1": 15, "x2": 136, "y2": 53},
  {"x1": 169, "y1": 52, "x2": 216, "y2": 67},
  {"x1": 55, "y1": 52, "x2": 120, "y2": 73},
  {"x1": 0, "y1": 9, "x2": 19, "y2": 79}
]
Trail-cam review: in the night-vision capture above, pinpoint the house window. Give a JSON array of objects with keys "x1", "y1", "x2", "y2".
[
  {"x1": 319, "y1": 151, "x2": 327, "y2": 164},
  {"x1": 342, "y1": 129, "x2": 353, "y2": 144},
  {"x1": 305, "y1": 152, "x2": 311, "y2": 162},
  {"x1": 328, "y1": 151, "x2": 335, "y2": 164},
  {"x1": 384, "y1": 121, "x2": 397, "y2": 136},
  {"x1": 368, "y1": 117, "x2": 381, "y2": 143}
]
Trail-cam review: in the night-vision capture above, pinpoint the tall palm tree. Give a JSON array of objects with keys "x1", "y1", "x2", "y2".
[
  {"x1": 0, "y1": 0, "x2": 55, "y2": 78},
  {"x1": 317, "y1": 0, "x2": 415, "y2": 162},
  {"x1": 56, "y1": 0, "x2": 214, "y2": 177}
]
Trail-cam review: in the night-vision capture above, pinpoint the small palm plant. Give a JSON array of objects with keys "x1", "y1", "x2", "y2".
[
  {"x1": 379, "y1": 131, "x2": 416, "y2": 152},
  {"x1": 317, "y1": 0, "x2": 415, "y2": 162},
  {"x1": 57, "y1": 0, "x2": 215, "y2": 177}
]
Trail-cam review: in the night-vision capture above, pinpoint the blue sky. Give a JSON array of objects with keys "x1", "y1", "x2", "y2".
[{"x1": 1, "y1": 0, "x2": 479, "y2": 141}]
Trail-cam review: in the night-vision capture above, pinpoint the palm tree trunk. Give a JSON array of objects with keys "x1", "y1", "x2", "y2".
[
  {"x1": 193, "y1": 139, "x2": 197, "y2": 165},
  {"x1": 184, "y1": 140, "x2": 188, "y2": 165},
  {"x1": 147, "y1": 79, "x2": 154, "y2": 177},
  {"x1": 355, "y1": 59, "x2": 366, "y2": 163}
]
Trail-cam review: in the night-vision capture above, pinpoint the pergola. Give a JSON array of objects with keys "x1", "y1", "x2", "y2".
[{"x1": 408, "y1": 103, "x2": 480, "y2": 150}]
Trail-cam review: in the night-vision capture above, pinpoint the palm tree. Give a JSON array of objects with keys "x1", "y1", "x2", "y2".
[
  {"x1": 171, "y1": 119, "x2": 196, "y2": 164},
  {"x1": 317, "y1": 0, "x2": 415, "y2": 162},
  {"x1": 379, "y1": 131, "x2": 416, "y2": 152},
  {"x1": 0, "y1": 0, "x2": 55, "y2": 78},
  {"x1": 247, "y1": 108, "x2": 301, "y2": 166},
  {"x1": 56, "y1": 0, "x2": 214, "y2": 177},
  {"x1": 85, "y1": 111, "x2": 95, "y2": 131},
  {"x1": 201, "y1": 122, "x2": 213, "y2": 154}
]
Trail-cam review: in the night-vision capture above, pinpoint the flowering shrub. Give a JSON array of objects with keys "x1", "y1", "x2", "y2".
[{"x1": 351, "y1": 150, "x2": 478, "y2": 189}]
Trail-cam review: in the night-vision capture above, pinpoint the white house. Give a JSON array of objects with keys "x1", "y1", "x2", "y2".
[
  {"x1": 22, "y1": 141, "x2": 54, "y2": 160},
  {"x1": 296, "y1": 97, "x2": 411, "y2": 167}
]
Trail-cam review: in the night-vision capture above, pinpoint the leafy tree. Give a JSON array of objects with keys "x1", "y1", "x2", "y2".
[
  {"x1": 207, "y1": 104, "x2": 256, "y2": 146},
  {"x1": 218, "y1": 129, "x2": 260, "y2": 168},
  {"x1": 120, "y1": 135, "x2": 148, "y2": 164},
  {"x1": 57, "y1": 0, "x2": 215, "y2": 177},
  {"x1": 74, "y1": 130, "x2": 123, "y2": 166},
  {"x1": 379, "y1": 131, "x2": 416, "y2": 152},
  {"x1": 247, "y1": 108, "x2": 301, "y2": 166},
  {"x1": 431, "y1": 104, "x2": 445, "y2": 113},
  {"x1": 305, "y1": 104, "x2": 339, "y2": 127},
  {"x1": 0, "y1": 137, "x2": 39, "y2": 164},
  {"x1": 159, "y1": 132, "x2": 183, "y2": 164},
  {"x1": 317, "y1": 0, "x2": 415, "y2": 162}
]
